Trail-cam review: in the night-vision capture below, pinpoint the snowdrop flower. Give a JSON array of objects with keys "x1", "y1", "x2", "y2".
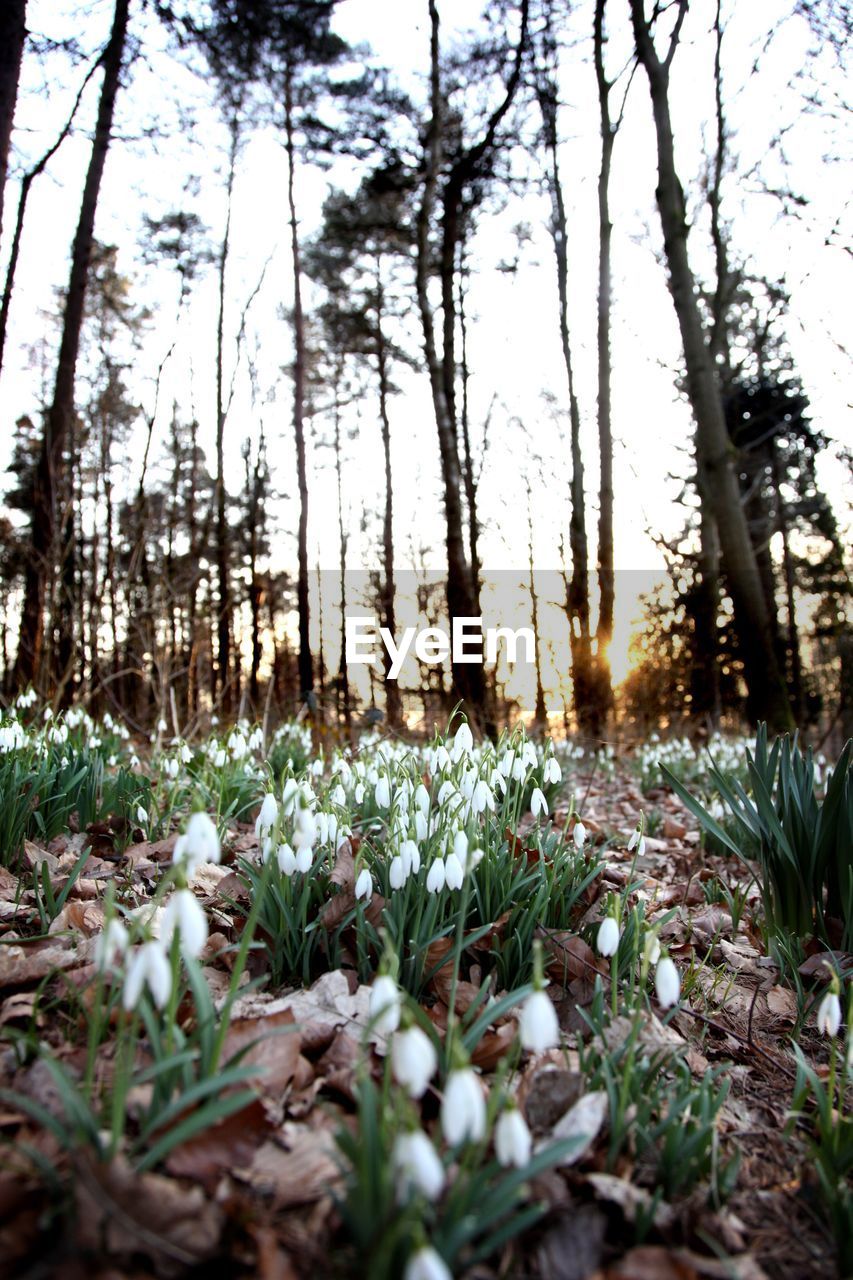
[
  {"x1": 391, "y1": 1025, "x2": 438, "y2": 1098},
  {"x1": 426, "y1": 857, "x2": 446, "y2": 894},
  {"x1": 157, "y1": 718, "x2": 167, "y2": 734},
  {"x1": 375, "y1": 775, "x2": 391, "y2": 809},
  {"x1": 452, "y1": 721, "x2": 473, "y2": 761},
  {"x1": 354, "y1": 781, "x2": 366, "y2": 805},
  {"x1": 495, "y1": 1107, "x2": 533, "y2": 1168},
  {"x1": 405, "y1": 1245, "x2": 452, "y2": 1280},
  {"x1": 816, "y1": 988, "x2": 842, "y2": 1037},
  {"x1": 173, "y1": 811, "x2": 221, "y2": 879},
  {"x1": 518, "y1": 989, "x2": 559, "y2": 1053},
  {"x1": 281, "y1": 778, "x2": 299, "y2": 816},
  {"x1": 654, "y1": 955, "x2": 680, "y2": 1009},
  {"x1": 295, "y1": 844, "x2": 313, "y2": 874},
  {"x1": 389, "y1": 855, "x2": 406, "y2": 891},
  {"x1": 94, "y1": 917, "x2": 129, "y2": 970},
  {"x1": 499, "y1": 749, "x2": 515, "y2": 778},
  {"x1": 370, "y1": 975, "x2": 401, "y2": 1034},
  {"x1": 160, "y1": 889, "x2": 208, "y2": 959},
  {"x1": 442, "y1": 1067, "x2": 486, "y2": 1145},
  {"x1": 573, "y1": 821, "x2": 587, "y2": 849},
  {"x1": 331, "y1": 783, "x2": 346, "y2": 807},
  {"x1": 597, "y1": 915, "x2": 620, "y2": 957},
  {"x1": 414, "y1": 810, "x2": 428, "y2": 843},
  {"x1": 278, "y1": 842, "x2": 297, "y2": 876},
  {"x1": 164, "y1": 757, "x2": 179, "y2": 780},
  {"x1": 444, "y1": 851, "x2": 464, "y2": 891},
  {"x1": 432, "y1": 744, "x2": 450, "y2": 772},
  {"x1": 644, "y1": 931, "x2": 661, "y2": 967},
  {"x1": 393, "y1": 1131, "x2": 445, "y2": 1203},
  {"x1": 135, "y1": 805, "x2": 148, "y2": 826},
  {"x1": 415, "y1": 784, "x2": 430, "y2": 815},
  {"x1": 355, "y1": 866, "x2": 373, "y2": 900},
  {"x1": 179, "y1": 742, "x2": 192, "y2": 764},
  {"x1": 530, "y1": 787, "x2": 548, "y2": 818},
  {"x1": 255, "y1": 793, "x2": 278, "y2": 840},
  {"x1": 472, "y1": 778, "x2": 494, "y2": 814},
  {"x1": 544, "y1": 755, "x2": 562, "y2": 785},
  {"x1": 401, "y1": 839, "x2": 420, "y2": 877},
  {"x1": 292, "y1": 806, "x2": 317, "y2": 854},
  {"x1": 628, "y1": 828, "x2": 646, "y2": 857},
  {"x1": 123, "y1": 941, "x2": 171, "y2": 1011}
]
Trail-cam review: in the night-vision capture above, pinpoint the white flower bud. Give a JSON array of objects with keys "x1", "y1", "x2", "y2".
[
  {"x1": 355, "y1": 867, "x2": 373, "y2": 900},
  {"x1": 426, "y1": 857, "x2": 446, "y2": 894},
  {"x1": 495, "y1": 1107, "x2": 532, "y2": 1168},
  {"x1": 391, "y1": 1025, "x2": 438, "y2": 1098},
  {"x1": 160, "y1": 889, "x2": 208, "y2": 959},
  {"x1": 441, "y1": 1067, "x2": 486, "y2": 1145},
  {"x1": 393, "y1": 1131, "x2": 445, "y2": 1203},
  {"x1": 654, "y1": 955, "x2": 680, "y2": 1009},
  {"x1": 369, "y1": 974, "x2": 401, "y2": 1035},
  {"x1": 597, "y1": 916, "x2": 620, "y2": 957},
  {"x1": 518, "y1": 989, "x2": 559, "y2": 1053},
  {"x1": 123, "y1": 941, "x2": 171, "y2": 1011},
  {"x1": 530, "y1": 787, "x2": 548, "y2": 818},
  {"x1": 816, "y1": 989, "x2": 842, "y2": 1037},
  {"x1": 405, "y1": 1245, "x2": 452, "y2": 1280}
]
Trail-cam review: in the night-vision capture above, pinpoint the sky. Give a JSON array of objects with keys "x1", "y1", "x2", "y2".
[{"x1": 0, "y1": 0, "x2": 850, "y2": 699}]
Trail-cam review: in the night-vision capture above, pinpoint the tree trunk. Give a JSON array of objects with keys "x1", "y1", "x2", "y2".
[
  {"x1": 0, "y1": 0, "x2": 26, "y2": 244},
  {"x1": 538, "y1": 70, "x2": 595, "y2": 734},
  {"x1": 285, "y1": 65, "x2": 313, "y2": 704},
  {"x1": 14, "y1": 0, "x2": 129, "y2": 691},
  {"x1": 375, "y1": 265, "x2": 401, "y2": 729},
  {"x1": 593, "y1": 0, "x2": 615, "y2": 724},
  {"x1": 214, "y1": 119, "x2": 238, "y2": 712},
  {"x1": 630, "y1": 0, "x2": 792, "y2": 730},
  {"x1": 332, "y1": 361, "x2": 351, "y2": 731},
  {"x1": 416, "y1": 1, "x2": 485, "y2": 724}
]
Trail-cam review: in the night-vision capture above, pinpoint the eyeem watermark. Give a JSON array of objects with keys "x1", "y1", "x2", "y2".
[{"x1": 345, "y1": 616, "x2": 535, "y2": 680}]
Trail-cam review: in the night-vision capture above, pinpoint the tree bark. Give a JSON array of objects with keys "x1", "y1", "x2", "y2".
[
  {"x1": 630, "y1": 0, "x2": 792, "y2": 730},
  {"x1": 214, "y1": 118, "x2": 238, "y2": 711},
  {"x1": 14, "y1": 0, "x2": 129, "y2": 690},
  {"x1": 375, "y1": 266, "x2": 401, "y2": 728},
  {"x1": 593, "y1": 0, "x2": 615, "y2": 724},
  {"x1": 285, "y1": 64, "x2": 313, "y2": 704},
  {"x1": 0, "y1": 0, "x2": 26, "y2": 245}
]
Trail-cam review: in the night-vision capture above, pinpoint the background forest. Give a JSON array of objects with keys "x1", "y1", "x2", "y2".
[{"x1": 0, "y1": 0, "x2": 850, "y2": 741}]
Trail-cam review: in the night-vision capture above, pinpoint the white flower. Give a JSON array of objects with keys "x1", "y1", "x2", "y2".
[
  {"x1": 295, "y1": 844, "x2": 313, "y2": 874},
  {"x1": 544, "y1": 756, "x2": 562, "y2": 785},
  {"x1": 472, "y1": 779, "x2": 494, "y2": 813},
  {"x1": 442, "y1": 1067, "x2": 486, "y2": 1145},
  {"x1": 391, "y1": 1025, "x2": 438, "y2": 1098},
  {"x1": 354, "y1": 781, "x2": 366, "y2": 804},
  {"x1": 392, "y1": 1130, "x2": 445, "y2": 1202},
  {"x1": 278, "y1": 842, "x2": 296, "y2": 876},
  {"x1": 597, "y1": 916, "x2": 620, "y2": 957},
  {"x1": 495, "y1": 1107, "x2": 532, "y2": 1168},
  {"x1": 405, "y1": 1245, "x2": 452, "y2": 1280},
  {"x1": 123, "y1": 941, "x2": 172, "y2": 1011},
  {"x1": 94, "y1": 917, "x2": 129, "y2": 970},
  {"x1": 518, "y1": 989, "x2": 559, "y2": 1053},
  {"x1": 355, "y1": 867, "x2": 373, "y2": 900},
  {"x1": 375, "y1": 775, "x2": 391, "y2": 809},
  {"x1": 654, "y1": 956, "x2": 680, "y2": 1009},
  {"x1": 401, "y1": 839, "x2": 420, "y2": 877},
  {"x1": 573, "y1": 821, "x2": 587, "y2": 849},
  {"x1": 331, "y1": 784, "x2": 346, "y2": 806},
  {"x1": 292, "y1": 806, "x2": 317, "y2": 852},
  {"x1": 255, "y1": 793, "x2": 278, "y2": 839},
  {"x1": 369, "y1": 975, "x2": 401, "y2": 1035},
  {"x1": 628, "y1": 829, "x2": 646, "y2": 856},
  {"x1": 816, "y1": 989, "x2": 842, "y2": 1037},
  {"x1": 135, "y1": 805, "x2": 148, "y2": 826},
  {"x1": 444, "y1": 852, "x2": 464, "y2": 891},
  {"x1": 452, "y1": 721, "x2": 474, "y2": 761},
  {"x1": 426, "y1": 857, "x2": 446, "y2": 894},
  {"x1": 530, "y1": 787, "x2": 548, "y2": 818},
  {"x1": 282, "y1": 778, "x2": 299, "y2": 816},
  {"x1": 173, "y1": 812, "x2": 221, "y2": 879},
  {"x1": 415, "y1": 784, "x2": 430, "y2": 815},
  {"x1": 160, "y1": 889, "x2": 208, "y2": 959},
  {"x1": 389, "y1": 855, "x2": 406, "y2": 890}
]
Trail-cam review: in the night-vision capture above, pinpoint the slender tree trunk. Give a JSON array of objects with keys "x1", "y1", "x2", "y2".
[
  {"x1": 375, "y1": 266, "x2": 401, "y2": 728},
  {"x1": 593, "y1": 0, "x2": 615, "y2": 724},
  {"x1": 332, "y1": 363, "x2": 351, "y2": 731},
  {"x1": 527, "y1": 481, "x2": 546, "y2": 728},
  {"x1": 630, "y1": 0, "x2": 792, "y2": 730},
  {"x1": 457, "y1": 242, "x2": 482, "y2": 609},
  {"x1": 214, "y1": 119, "x2": 238, "y2": 711},
  {"x1": 285, "y1": 65, "x2": 313, "y2": 703},
  {"x1": 13, "y1": 0, "x2": 129, "y2": 691},
  {"x1": 538, "y1": 72, "x2": 594, "y2": 732},
  {"x1": 416, "y1": 2, "x2": 483, "y2": 722},
  {"x1": 772, "y1": 447, "x2": 803, "y2": 721},
  {"x1": 0, "y1": 0, "x2": 26, "y2": 244}
]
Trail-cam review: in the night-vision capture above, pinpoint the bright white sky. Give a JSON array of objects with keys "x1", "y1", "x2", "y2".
[{"x1": 1, "y1": 0, "x2": 850, "y2": 690}]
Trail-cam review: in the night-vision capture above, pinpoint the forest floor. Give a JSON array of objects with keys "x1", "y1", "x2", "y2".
[{"x1": 0, "y1": 734, "x2": 847, "y2": 1280}]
